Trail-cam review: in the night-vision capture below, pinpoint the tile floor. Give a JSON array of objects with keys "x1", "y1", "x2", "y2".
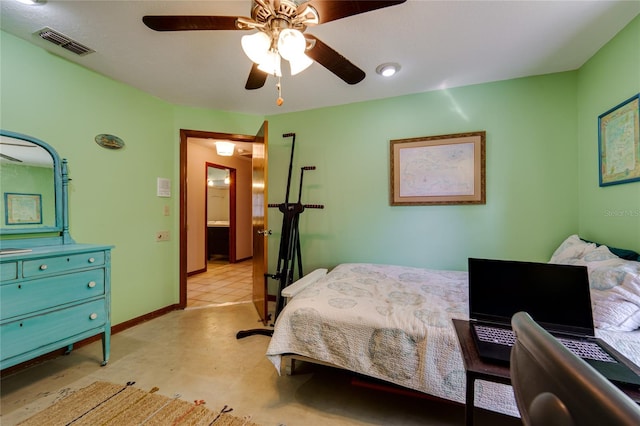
[
  {"x1": 187, "y1": 258, "x2": 253, "y2": 307},
  {"x1": 0, "y1": 303, "x2": 519, "y2": 426}
]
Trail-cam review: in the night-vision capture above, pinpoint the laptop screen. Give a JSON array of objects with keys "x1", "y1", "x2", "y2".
[{"x1": 468, "y1": 258, "x2": 594, "y2": 335}]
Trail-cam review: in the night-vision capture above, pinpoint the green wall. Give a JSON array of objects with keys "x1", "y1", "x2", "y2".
[
  {"x1": 1, "y1": 14, "x2": 638, "y2": 325},
  {"x1": 266, "y1": 72, "x2": 579, "y2": 273},
  {"x1": 577, "y1": 15, "x2": 640, "y2": 252},
  {"x1": 0, "y1": 31, "x2": 261, "y2": 325}
]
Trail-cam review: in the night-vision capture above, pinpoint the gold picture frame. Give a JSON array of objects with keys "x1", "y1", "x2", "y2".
[{"x1": 390, "y1": 131, "x2": 486, "y2": 206}]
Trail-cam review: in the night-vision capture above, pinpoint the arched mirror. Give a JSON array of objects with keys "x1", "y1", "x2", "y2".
[{"x1": 0, "y1": 130, "x2": 63, "y2": 235}]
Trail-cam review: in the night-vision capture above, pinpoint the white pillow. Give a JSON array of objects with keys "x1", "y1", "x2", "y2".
[
  {"x1": 549, "y1": 234, "x2": 596, "y2": 264},
  {"x1": 582, "y1": 246, "x2": 640, "y2": 331},
  {"x1": 550, "y1": 239, "x2": 640, "y2": 332}
]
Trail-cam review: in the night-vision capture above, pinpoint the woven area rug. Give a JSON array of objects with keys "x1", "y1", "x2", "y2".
[{"x1": 18, "y1": 381, "x2": 260, "y2": 426}]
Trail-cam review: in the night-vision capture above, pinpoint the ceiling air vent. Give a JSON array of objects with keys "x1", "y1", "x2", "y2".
[{"x1": 36, "y1": 27, "x2": 94, "y2": 56}]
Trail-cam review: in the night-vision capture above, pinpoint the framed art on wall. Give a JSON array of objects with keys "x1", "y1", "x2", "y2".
[
  {"x1": 4, "y1": 193, "x2": 42, "y2": 225},
  {"x1": 598, "y1": 93, "x2": 640, "y2": 187},
  {"x1": 390, "y1": 131, "x2": 486, "y2": 205}
]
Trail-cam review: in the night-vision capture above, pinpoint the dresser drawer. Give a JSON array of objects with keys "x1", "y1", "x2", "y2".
[
  {"x1": 22, "y1": 251, "x2": 105, "y2": 277},
  {"x1": 1, "y1": 262, "x2": 18, "y2": 281},
  {"x1": 0, "y1": 299, "x2": 107, "y2": 361},
  {"x1": 1, "y1": 269, "x2": 105, "y2": 320}
]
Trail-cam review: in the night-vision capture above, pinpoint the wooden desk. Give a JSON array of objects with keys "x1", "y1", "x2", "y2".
[
  {"x1": 452, "y1": 319, "x2": 511, "y2": 426},
  {"x1": 451, "y1": 319, "x2": 640, "y2": 426}
]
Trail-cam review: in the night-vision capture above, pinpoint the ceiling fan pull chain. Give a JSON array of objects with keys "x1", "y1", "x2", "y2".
[{"x1": 276, "y1": 77, "x2": 284, "y2": 106}]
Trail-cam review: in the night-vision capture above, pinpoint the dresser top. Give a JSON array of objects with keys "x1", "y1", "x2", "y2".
[{"x1": 0, "y1": 243, "x2": 113, "y2": 261}]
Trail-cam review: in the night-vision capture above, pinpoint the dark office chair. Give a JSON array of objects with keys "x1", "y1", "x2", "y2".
[{"x1": 510, "y1": 311, "x2": 640, "y2": 426}]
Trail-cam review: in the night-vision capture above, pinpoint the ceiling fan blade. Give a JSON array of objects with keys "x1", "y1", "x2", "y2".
[
  {"x1": 1, "y1": 153, "x2": 22, "y2": 162},
  {"x1": 0, "y1": 142, "x2": 34, "y2": 147},
  {"x1": 305, "y1": 35, "x2": 365, "y2": 85},
  {"x1": 142, "y1": 15, "x2": 243, "y2": 31},
  {"x1": 307, "y1": 0, "x2": 406, "y2": 24},
  {"x1": 245, "y1": 63, "x2": 268, "y2": 90}
]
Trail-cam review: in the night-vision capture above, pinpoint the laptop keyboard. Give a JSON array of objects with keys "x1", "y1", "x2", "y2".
[
  {"x1": 473, "y1": 325, "x2": 616, "y2": 363},
  {"x1": 556, "y1": 337, "x2": 616, "y2": 363},
  {"x1": 475, "y1": 325, "x2": 518, "y2": 346}
]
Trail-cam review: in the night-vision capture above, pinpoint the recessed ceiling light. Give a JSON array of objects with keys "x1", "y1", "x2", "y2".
[
  {"x1": 376, "y1": 62, "x2": 401, "y2": 77},
  {"x1": 215, "y1": 141, "x2": 235, "y2": 156}
]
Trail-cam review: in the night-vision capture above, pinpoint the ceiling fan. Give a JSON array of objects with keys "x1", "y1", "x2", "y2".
[
  {"x1": 142, "y1": 0, "x2": 406, "y2": 95},
  {"x1": 0, "y1": 140, "x2": 34, "y2": 163}
]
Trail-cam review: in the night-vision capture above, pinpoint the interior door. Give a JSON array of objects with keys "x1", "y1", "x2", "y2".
[{"x1": 252, "y1": 121, "x2": 269, "y2": 324}]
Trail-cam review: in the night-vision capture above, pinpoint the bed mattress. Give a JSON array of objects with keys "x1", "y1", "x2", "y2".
[{"x1": 266, "y1": 263, "x2": 640, "y2": 417}]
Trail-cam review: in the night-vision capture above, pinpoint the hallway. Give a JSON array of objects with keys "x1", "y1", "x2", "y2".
[{"x1": 187, "y1": 258, "x2": 252, "y2": 307}]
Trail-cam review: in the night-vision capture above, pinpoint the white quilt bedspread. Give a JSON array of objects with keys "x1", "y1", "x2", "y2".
[{"x1": 266, "y1": 263, "x2": 640, "y2": 418}]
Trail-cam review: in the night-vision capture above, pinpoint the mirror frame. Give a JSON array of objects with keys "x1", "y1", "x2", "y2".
[{"x1": 0, "y1": 129, "x2": 64, "y2": 236}]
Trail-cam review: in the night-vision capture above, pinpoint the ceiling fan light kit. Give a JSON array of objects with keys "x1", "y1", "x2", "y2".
[
  {"x1": 242, "y1": 26, "x2": 312, "y2": 80},
  {"x1": 142, "y1": 0, "x2": 407, "y2": 103},
  {"x1": 276, "y1": 28, "x2": 306, "y2": 60},
  {"x1": 288, "y1": 53, "x2": 314, "y2": 76},
  {"x1": 257, "y1": 49, "x2": 283, "y2": 77},
  {"x1": 239, "y1": 3, "x2": 317, "y2": 86},
  {"x1": 241, "y1": 31, "x2": 271, "y2": 63}
]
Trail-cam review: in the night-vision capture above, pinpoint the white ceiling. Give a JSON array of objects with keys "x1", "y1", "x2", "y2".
[{"x1": 1, "y1": 1, "x2": 638, "y2": 116}]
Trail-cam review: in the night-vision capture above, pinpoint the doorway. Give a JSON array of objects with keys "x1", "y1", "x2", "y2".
[
  {"x1": 179, "y1": 128, "x2": 268, "y2": 310},
  {"x1": 206, "y1": 164, "x2": 235, "y2": 264}
]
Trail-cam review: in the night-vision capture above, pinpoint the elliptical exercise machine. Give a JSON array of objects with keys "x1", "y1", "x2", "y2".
[{"x1": 236, "y1": 133, "x2": 323, "y2": 339}]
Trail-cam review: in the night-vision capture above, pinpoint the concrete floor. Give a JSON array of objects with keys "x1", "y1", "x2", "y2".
[{"x1": 1, "y1": 303, "x2": 520, "y2": 426}]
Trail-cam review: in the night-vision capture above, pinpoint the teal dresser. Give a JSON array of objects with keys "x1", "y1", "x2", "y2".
[
  {"x1": 0, "y1": 130, "x2": 113, "y2": 370},
  {"x1": 0, "y1": 244, "x2": 112, "y2": 369}
]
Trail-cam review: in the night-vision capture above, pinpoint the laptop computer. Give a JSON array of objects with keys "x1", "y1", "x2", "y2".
[{"x1": 468, "y1": 257, "x2": 640, "y2": 389}]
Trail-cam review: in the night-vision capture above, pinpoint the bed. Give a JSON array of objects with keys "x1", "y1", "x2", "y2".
[{"x1": 265, "y1": 235, "x2": 640, "y2": 417}]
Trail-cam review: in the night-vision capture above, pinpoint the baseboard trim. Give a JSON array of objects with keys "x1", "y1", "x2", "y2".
[
  {"x1": 187, "y1": 267, "x2": 206, "y2": 277},
  {"x1": 0, "y1": 304, "x2": 181, "y2": 377}
]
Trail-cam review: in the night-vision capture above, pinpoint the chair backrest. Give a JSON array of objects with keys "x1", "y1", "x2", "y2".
[{"x1": 510, "y1": 311, "x2": 640, "y2": 426}]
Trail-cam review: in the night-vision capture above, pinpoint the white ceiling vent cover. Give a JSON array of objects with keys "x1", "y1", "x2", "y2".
[{"x1": 36, "y1": 27, "x2": 94, "y2": 56}]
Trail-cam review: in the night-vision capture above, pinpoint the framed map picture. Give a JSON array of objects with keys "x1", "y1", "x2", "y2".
[
  {"x1": 390, "y1": 131, "x2": 486, "y2": 205},
  {"x1": 5, "y1": 193, "x2": 42, "y2": 225},
  {"x1": 598, "y1": 93, "x2": 640, "y2": 187}
]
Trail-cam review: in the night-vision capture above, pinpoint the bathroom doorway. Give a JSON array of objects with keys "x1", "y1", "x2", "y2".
[{"x1": 205, "y1": 164, "x2": 235, "y2": 264}]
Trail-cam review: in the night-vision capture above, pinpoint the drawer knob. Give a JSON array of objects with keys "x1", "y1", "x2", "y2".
[
  {"x1": 88, "y1": 281, "x2": 97, "y2": 288},
  {"x1": 88, "y1": 257, "x2": 95, "y2": 263},
  {"x1": 39, "y1": 264, "x2": 48, "y2": 270},
  {"x1": 89, "y1": 313, "x2": 98, "y2": 320}
]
